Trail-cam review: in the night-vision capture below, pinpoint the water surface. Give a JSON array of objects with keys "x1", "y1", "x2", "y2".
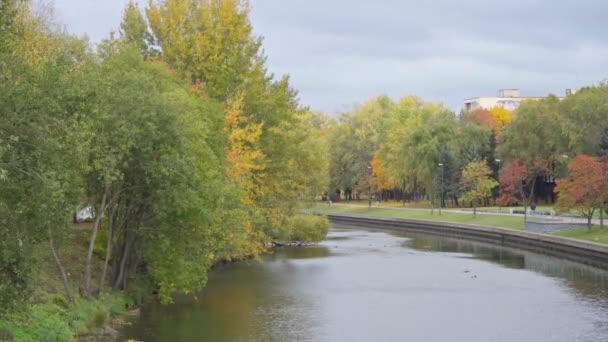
[{"x1": 120, "y1": 224, "x2": 608, "y2": 341}]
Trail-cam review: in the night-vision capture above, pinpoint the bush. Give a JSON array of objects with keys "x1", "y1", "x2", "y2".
[
  {"x1": 288, "y1": 215, "x2": 330, "y2": 242},
  {"x1": 29, "y1": 306, "x2": 73, "y2": 342},
  {"x1": 0, "y1": 236, "x2": 33, "y2": 317}
]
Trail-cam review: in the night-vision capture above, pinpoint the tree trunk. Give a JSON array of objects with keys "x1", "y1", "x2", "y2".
[
  {"x1": 473, "y1": 198, "x2": 477, "y2": 218},
  {"x1": 113, "y1": 234, "x2": 134, "y2": 290},
  {"x1": 521, "y1": 178, "x2": 536, "y2": 223},
  {"x1": 48, "y1": 226, "x2": 74, "y2": 302},
  {"x1": 99, "y1": 204, "x2": 117, "y2": 294},
  {"x1": 601, "y1": 206, "x2": 604, "y2": 232},
  {"x1": 80, "y1": 191, "x2": 108, "y2": 297},
  {"x1": 588, "y1": 216, "x2": 592, "y2": 231},
  {"x1": 430, "y1": 187, "x2": 434, "y2": 215}
]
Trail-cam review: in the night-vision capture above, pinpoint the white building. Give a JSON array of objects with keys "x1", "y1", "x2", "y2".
[{"x1": 463, "y1": 88, "x2": 571, "y2": 112}]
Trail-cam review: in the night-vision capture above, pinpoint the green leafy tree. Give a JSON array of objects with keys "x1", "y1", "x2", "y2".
[
  {"x1": 0, "y1": 2, "x2": 93, "y2": 308},
  {"x1": 560, "y1": 85, "x2": 608, "y2": 157},
  {"x1": 461, "y1": 161, "x2": 498, "y2": 217},
  {"x1": 120, "y1": 1, "x2": 154, "y2": 57},
  {"x1": 498, "y1": 96, "x2": 569, "y2": 211},
  {"x1": 380, "y1": 97, "x2": 456, "y2": 211},
  {"x1": 329, "y1": 97, "x2": 392, "y2": 200}
]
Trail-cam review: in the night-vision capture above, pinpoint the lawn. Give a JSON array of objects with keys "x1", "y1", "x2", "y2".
[
  {"x1": 557, "y1": 227, "x2": 608, "y2": 244},
  {"x1": 311, "y1": 203, "x2": 525, "y2": 230}
]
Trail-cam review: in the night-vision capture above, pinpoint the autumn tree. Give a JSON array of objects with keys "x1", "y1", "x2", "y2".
[
  {"x1": 489, "y1": 106, "x2": 512, "y2": 131},
  {"x1": 555, "y1": 155, "x2": 608, "y2": 231},
  {"x1": 498, "y1": 96, "x2": 568, "y2": 209},
  {"x1": 147, "y1": 0, "x2": 329, "y2": 243},
  {"x1": 461, "y1": 161, "x2": 498, "y2": 217},
  {"x1": 329, "y1": 97, "x2": 392, "y2": 200},
  {"x1": 497, "y1": 159, "x2": 548, "y2": 221},
  {"x1": 371, "y1": 154, "x2": 393, "y2": 195},
  {"x1": 462, "y1": 108, "x2": 495, "y2": 130}
]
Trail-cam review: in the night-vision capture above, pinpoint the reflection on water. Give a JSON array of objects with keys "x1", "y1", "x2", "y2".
[{"x1": 120, "y1": 225, "x2": 608, "y2": 342}]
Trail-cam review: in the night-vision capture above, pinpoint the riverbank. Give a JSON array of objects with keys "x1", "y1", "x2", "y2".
[
  {"x1": 313, "y1": 203, "x2": 608, "y2": 244},
  {"x1": 0, "y1": 223, "x2": 149, "y2": 341},
  {"x1": 325, "y1": 212, "x2": 608, "y2": 270},
  {"x1": 312, "y1": 203, "x2": 526, "y2": 230},
  {"x1": 0, "y1": 215, "x2": 330, "y2": 341}
]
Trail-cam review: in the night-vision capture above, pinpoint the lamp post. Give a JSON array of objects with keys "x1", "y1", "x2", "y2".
[
  {"x1": 438, "y1": 163, "x2": 444, "y2": 215},
  {"x1": 495, "y1": 159, "x2": 502, "y2": 209},
  {"x1": 367, "y1": 165, "x2": 372, "y2": 209}
]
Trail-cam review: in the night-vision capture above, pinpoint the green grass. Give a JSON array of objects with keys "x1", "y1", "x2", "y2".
[
  {"x1": 312, "y1": 203, "x2": 525, "y2": 230},
  {"x1": 557, "y1": 226, "x2": 608, "y2": 244},
  {"x1": 0, "y1": 223, "x2": 147, "y2": 341}
]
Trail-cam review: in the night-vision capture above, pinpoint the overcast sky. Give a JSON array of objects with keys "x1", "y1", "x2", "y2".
[{"x1": 51, "y1": 0, "x2": 608, "y2": 113}]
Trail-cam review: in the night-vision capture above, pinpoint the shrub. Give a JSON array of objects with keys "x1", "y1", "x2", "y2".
[
  {"x1": 30, "y1": 306, "x2": 73, "y2": 342},
  {"x1": 288, "y1": 215, "x2": 330, "y2": 242}
]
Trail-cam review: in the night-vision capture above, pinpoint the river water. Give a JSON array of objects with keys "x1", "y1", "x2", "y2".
[{"x1": 119, "y1": 224, "x2": 608, "y2": 341}]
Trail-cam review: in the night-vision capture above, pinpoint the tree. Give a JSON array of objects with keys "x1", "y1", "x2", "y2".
[
  {"x1": 371, "y1": 154, "x2": 393, "y2": 195},
  {"x1": 329, "y1": 97, "x2": 392, "y2": 200},
  {"x1": 120, "y1": 1, "x2": 154, "y2": 57},
  {"x1": 489, "y1": 106, "x2": 512, "y2": 131},
  {"x1": 462, "y1": 108, "x2": 494, "y2": 130},
  {"x1": 497, "y1": 159, "x2": 547, "y2": 221},
  {"x1": 498, "y1": 96, "x2": 568, "y2": 209},
  {"x1": 560, "y1": 85, "x2": 608, "y2": 157},
  {"x1": 147, "y1": 0, "x2": 328, "y2": 243},
  {"x1": 461, "y1": 161, "x2": 498, "y2": 217},
  {"x1": 376, "y1": 96, "x2": 457, "y2": 210},
  {"x1": 555, "y1": 155, "x2": 608, "y2": 231},
  {"x1": 147, "y1": 0, "x2": 261, "y2": 100},
  {"x1": 0, "y1": 2, "x2": 93, "y2": 307}
]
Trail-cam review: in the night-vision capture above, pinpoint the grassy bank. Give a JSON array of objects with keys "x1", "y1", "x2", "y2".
[
  {"x1": 316, "y1": 203, "x2": 608, "y2": 247},
  {"x1": 0, "y1": 224, "x2": 147, "y2": 341},
  {"x1": 312, "y1": 203, "x2": 525, "y2": 230},
  {"x1": 557, "y1": 227, "x2": 608, "y2": 244}
]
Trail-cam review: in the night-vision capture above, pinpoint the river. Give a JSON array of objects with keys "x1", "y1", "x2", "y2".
[{"x1": 119, "y1": 224, "x2": 608, "y2": 341}]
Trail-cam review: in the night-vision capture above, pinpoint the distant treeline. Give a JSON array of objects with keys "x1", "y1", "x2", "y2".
[{"x1": 326, "y1": 88, "x2": 608, "y2": 221}]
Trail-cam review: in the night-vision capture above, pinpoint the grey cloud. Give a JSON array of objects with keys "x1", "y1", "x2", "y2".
[{"x1": 51, "y1": 0, "x2": 608, "y2": 113}]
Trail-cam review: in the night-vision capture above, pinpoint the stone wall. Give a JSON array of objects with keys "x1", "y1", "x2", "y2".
[{"x1": 327, "y1": 214, "x2": 608, "y2": 270}]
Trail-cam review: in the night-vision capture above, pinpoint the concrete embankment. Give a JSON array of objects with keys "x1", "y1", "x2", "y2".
[{"x1": 327, "y1": 213, "x2": 608, "y2": 270}]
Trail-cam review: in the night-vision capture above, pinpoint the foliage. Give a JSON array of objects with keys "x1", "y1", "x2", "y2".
[
  {"x1": 0, "y1": 2, "x2": 91, "y2": 311},
  {"x1": 147, "y1": 0, "x2": 328, "y2": 245},
  {"x1": 329, "y1": 97, "x2": 392, "y2": 196},
  {"x1": 460, "y1": 161, "x2": 498, "y2": 216},
  {"x1": 560, "y1": 85, "x2": 608, "y2": 156},
  {"x1": 120, "y1": 1, "x2": 154, "y2": 56},
  {"x1": 498, "y1": 96, "x2": 567, "y2": 171},
  {"x1": 287, "y1": 215, "x2": 331, "y2": 243},
  {"x1": 489, "y1": 106, "x2": 512, "y2": 131},
  {"x1": 379, "y1": 97, "x2": 456, "y2": 196},
  {"x1": 555, "y1": 155, "x2": 608, "y2": 229}
]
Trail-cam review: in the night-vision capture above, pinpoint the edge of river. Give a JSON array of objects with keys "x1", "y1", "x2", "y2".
[{"x1": 327, "y1": 213, "x2": 608, "y2": 270}]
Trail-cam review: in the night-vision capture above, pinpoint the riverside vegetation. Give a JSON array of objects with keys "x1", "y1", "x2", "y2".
[
  {"x1": 0, "y1": 1, "x2": 329, "y2": 339},
  {"x1": 2, "y1": 0, "x2": 608, "y2": 340}
]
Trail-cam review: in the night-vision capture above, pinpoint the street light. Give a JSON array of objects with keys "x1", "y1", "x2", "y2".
[
  {"x1": 495, "y1": 159, "x2": 502, "y2": 209},
  {"x1": 438, "y1": 163, "x2": 444, "y2": 216},
  {"x1": 367, "y1": 165, "x2": 372, "y2": 209}
]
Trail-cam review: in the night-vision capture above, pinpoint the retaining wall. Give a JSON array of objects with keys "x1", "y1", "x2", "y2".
[{"x1": 327, "y1": 214, "x2": 608, "y2": 270}]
